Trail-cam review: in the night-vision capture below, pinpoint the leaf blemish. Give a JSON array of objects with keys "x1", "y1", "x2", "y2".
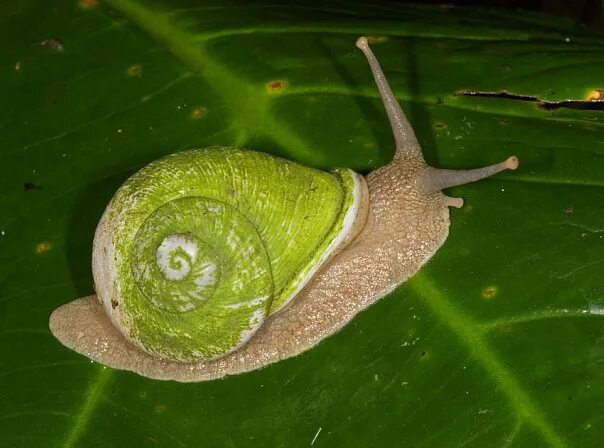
[
  {"x1": 40, "y1": 37, "x2": 64, "y2": 53},
  {"x1": 36, "y1": 241, "x2": 52, "y2": 254},
  {"x1": 458, "y1": 90, "x2": 604, "y2": 111},
  {"x1": 586, "y1": 90, "x2": 604, "y2": 101},
  {"x1": 266, "y1": 80, "x2": 287, "y2": 94},
  {"x1": 127, "y1": 64, "x2": 142, "y2": 76},
  {"x1": 366, "y1": 35, "x2": 388, "y2": 44},
  {"x1": 482, "y1": 287, "x2": 497, "y2": 299},
  {"x1": 191, "y1": 107, "x2": 206, "y2": 119},
  {"x1": 24, "y1": 182, "x2": 42, "y2": 191},
  {"x1": 78, "y1": 0, "x2": 99, "y2": 9}
]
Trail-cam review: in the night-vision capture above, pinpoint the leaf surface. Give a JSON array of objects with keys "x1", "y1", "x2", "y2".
[{"x1": 1, "y1": 1, "x2": 603, "y2": 447}]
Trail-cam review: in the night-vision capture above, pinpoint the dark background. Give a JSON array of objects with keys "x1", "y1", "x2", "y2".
[{"x1": 375, "y1": 0, "x2": 603, "y2": 29}]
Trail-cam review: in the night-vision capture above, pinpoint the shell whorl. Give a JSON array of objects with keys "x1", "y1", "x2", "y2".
[{"x1": 91, "y1": 148, "x2": 368, "y2": 363}]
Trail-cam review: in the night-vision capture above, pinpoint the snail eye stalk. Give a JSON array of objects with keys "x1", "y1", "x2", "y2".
[
  {"x1": 421, "y1": 156, "x2": 519, "y2": 195},
  {"x1": 355, "y1": 36, "x2": 423, "y2": 160}
]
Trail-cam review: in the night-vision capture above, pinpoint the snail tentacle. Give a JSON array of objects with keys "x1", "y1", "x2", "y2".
[
  {"x1": 357, "y1": 36, "x2": 519, "y2": 202},
  {"x1": 355, "y1": 36, "x2": 423, "y2": 161},
  {"x1": 420, "y1": 156, "x2": 519, "y2": 195}
]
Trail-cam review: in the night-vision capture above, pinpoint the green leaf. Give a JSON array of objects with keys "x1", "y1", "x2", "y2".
[{"x1": 1, "y1": 1, "x2": 603, "y2": 447}]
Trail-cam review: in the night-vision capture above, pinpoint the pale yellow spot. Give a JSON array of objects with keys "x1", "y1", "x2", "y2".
[
  {"x1": 191, "y1": 107, "x2": 206, "y2": 119},
  {"x1": 366, "y1": 35, "x2": 388, "y2": 44},
  {"x1": 586, "y1": 89, "x2": 604, "y2": 101},
  {"x1": 266, "y1": 80, "x2": 288, "y2": 94},
  {"x1": 482, "y1": 287, "x2": 497, "y2": 300},
  {"x1": 36, "y1": 241, "x2": 53, "y2": 254},
  {"x1": 127, "y1": 64, "x2": 142, "y2": 76},
  {"x1": 78, "y1": 0, "x2": 99, "y2": 10},
  {"x1": 154, "y1": 404, "x2": 167, "y2": 414}
]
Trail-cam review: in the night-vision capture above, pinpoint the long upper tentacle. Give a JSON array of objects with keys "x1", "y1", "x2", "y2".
[{"x1": 356, "y1": 37, "x2": 423, "y2": 161}]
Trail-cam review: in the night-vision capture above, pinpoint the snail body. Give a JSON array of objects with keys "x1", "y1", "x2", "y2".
[{"x1": 49, "y1": 37, "x2": 518, "y2": 381}]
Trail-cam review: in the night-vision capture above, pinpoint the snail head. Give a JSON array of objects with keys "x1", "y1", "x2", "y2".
[{"x1": 356, "y1": 36, "x2": 518, "y2": 209}]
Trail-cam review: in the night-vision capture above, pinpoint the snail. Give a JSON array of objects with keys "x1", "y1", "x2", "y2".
[{"x1": 49, "y1": 37, "x2": 518, "y2": 382}]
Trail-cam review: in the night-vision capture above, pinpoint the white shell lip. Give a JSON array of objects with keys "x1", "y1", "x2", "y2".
[{"x1": 271, "y1": 170, "x2": 370, "y2": 314}]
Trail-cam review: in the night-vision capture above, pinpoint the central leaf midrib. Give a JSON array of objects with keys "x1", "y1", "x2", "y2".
[
  {"x1": 410, "y1": 273, "x2": 566, "y2": 448},
  {"x1": 105, "y1": 0, "x2": 328, "y2": 166}
]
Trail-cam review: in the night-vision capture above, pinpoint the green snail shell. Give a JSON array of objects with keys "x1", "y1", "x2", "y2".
[{"x1": 93, "y1": 147, "x2": 367, "y2": 362}]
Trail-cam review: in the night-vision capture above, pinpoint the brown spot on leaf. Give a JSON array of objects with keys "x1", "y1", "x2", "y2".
[
  {"x1": 41, "y1": 37, "x2": 64, "y2": 52},
  {"x1": 191, "y1": 107, "x2": 206, "y2": 119},
  {"x1": 79, "y1": 0, "x2": 99, "y2": 9},
  {"x1": 36, "y1": 241, "x2": 52, "y2": 254},
  {"x1": 127, "y1": 64, "x2": 142, "y2": 76},
  {"x1": 499, "y1": 117, "x2": 509, "y2": 125},
  {"x1": 24, "y1": 182, "x2": 42, "y2": 191},
  {"x1": 482, "y1": 287, "x2": 497, "y2": 299},
  {"x1": 586, "y1": 90, "x2": 604, "y2": 101},
  {"x1": 433, "y1": 121, "x2": 446, "y2": 130},
  {"x1": 563, "y1": 203, "x2": 574, "y2": 214},
  {"x1": 266, "y1": 80, "x2": 287, "y2": 93}
]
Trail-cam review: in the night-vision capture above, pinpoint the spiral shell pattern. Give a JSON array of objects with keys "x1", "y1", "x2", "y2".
[{"x1": 92, "y1": 148, "x2": 364, "y2": 362}]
